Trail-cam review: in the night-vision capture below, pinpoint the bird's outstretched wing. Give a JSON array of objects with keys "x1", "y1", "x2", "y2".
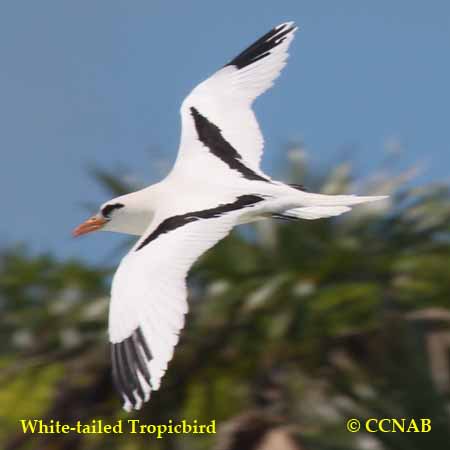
[
  {"x1": 108, "y1": 195, "x2": 264, "y2": 410},
  {"x1": 172, "y1": 22, "x2": 297, "y2": 180}
]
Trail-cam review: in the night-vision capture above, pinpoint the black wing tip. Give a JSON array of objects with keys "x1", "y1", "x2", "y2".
[
  {"x1": 226, "y1": 21, "x2": 298, "y2": 70},
  {"x1": 275, "y1": 21, "x2": 298, "y2": 35},
  {"x1": 111, "y1": 327, "x2": 153, "y2": 410},
  {"x1": 278, "y1": 21, "x2": 297, "y2": 29}
]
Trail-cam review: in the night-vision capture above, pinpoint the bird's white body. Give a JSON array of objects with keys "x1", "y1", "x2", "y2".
[{"x1": 76, "y1": 22, "x2": 387, "y2": 411}]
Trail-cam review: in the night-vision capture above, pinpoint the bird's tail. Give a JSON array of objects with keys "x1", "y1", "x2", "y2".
[
  {"x1": 274, "y1": 193, "x2": 387, "y2": 220},
  {"x1": 274, "y1": 206, "x2": 351, "y2": 221},
  {"x1": 293, "y1": 192, "x2": 388, "y2": 207}
]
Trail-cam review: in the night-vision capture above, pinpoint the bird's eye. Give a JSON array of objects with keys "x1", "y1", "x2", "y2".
[{"x1": 101, "y1": 203, "x2": 125, "y2": 218}]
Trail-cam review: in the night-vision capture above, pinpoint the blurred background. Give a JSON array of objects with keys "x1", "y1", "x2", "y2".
[{"x1": 1, "y1": 1, "x2": 449, "y2": 449}]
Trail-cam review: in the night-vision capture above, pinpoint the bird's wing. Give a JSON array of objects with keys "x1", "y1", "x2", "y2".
[
  {"x1": 172, "y1": 22, "x2": 297, "y2": 179},
  {"x1": 108, "y1": 194, "x2": 264, "y2": 411}
]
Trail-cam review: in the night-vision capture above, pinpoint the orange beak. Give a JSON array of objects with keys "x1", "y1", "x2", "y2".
[{"x1": 72, "y1": 215, "x2": 107, "y2": 237}]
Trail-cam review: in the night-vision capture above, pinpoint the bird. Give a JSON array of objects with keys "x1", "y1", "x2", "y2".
[{"x1": 73, "y1": 22, "x2": 387, "y2": 411}]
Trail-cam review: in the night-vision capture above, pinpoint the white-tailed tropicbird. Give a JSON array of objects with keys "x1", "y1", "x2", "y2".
[{"x1": 73, "y1": 22, "x2": 386, "y2": 411}]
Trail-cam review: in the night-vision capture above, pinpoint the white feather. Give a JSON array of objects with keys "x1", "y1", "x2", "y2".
[{"x1": 285, "y1": 206, "x2": 352, "y2": 220}]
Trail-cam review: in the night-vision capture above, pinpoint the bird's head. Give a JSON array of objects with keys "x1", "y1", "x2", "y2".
[
  {"x1": 72, "y1": 185, "x2": 156, "y2": 237},
  {"x1": 73, "y1": 192, "x2": 154, "y2": 237},
  {"x1": 72, "y1": 201, "x2": 125, "y2": 237}
]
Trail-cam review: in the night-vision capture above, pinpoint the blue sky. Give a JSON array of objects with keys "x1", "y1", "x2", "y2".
[{"x1": 1, "y1": 1, "x2": 449, "y2": 263}]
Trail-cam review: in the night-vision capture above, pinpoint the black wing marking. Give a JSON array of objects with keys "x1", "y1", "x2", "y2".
[
  {"x1": 136, "y1": 195, "x2": 265, "y2": 252},
  {"x1": 190, "y1": 107, "x2": 270, "y2": 182},
  {"x1": 271, "y1": 213, "x2": 299, "y2": 222},
  {"x1": 111, "y1": 327, "x2": 153, "y2": 408},
  {"x1": 226, "y1": 22, "x2": 296, "y2": 70},
  {"x1": 289, "y1": 183, "x2": 307, "y2": 192}
]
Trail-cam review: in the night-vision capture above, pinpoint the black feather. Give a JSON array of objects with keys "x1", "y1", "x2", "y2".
[
  {"x1": 226, "y1": 23, "x2": 295, "y2": 70},
  {"x1": 190, "y1": 107, "x2": 270, "y2": 182},
  {"x1": 136, "y1": 195, "x2": 264, "y2": 251}
]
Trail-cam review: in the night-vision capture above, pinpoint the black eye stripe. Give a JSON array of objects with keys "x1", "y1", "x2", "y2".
[{"x1": 101, "y1": 203, "x2": 125, "y2": 218}]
